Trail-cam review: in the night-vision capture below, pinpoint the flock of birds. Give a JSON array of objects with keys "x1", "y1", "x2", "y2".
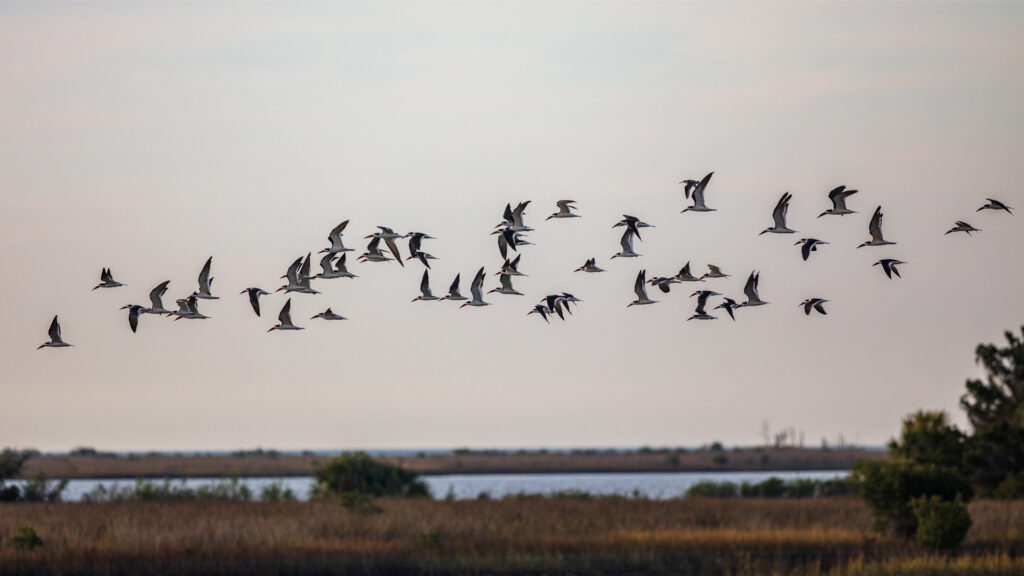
[{"x1": 37, "y1": 176, "x2": 1015, "y2": 348}]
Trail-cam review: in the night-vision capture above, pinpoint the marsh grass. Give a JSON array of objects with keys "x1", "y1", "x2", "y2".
[{"x1": 0, "y1": 498, "x2": 1020, "y2": 574}]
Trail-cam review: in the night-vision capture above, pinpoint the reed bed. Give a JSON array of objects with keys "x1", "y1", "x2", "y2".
[{"x1": 0, "y1": 498, "x2": 1020, "y2": 575}]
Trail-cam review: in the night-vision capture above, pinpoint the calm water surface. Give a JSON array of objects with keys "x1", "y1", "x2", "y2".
[{"x1": 49, "y1": 470, "x2": 847, "y2": 502}]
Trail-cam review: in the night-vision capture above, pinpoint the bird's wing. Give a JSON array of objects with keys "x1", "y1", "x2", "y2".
[
  {"x1": 319, "y1": 253, "x2": 335, "y2": 274},
  {"x1": 198, "y1": 257, "x2": 213, "y2": 287},
  {"x1": 708, "y1": 264, "x2": 722, "y2": 275},
  {"x1": 620, "y1": 228, "x2": 635, "y2": 253},
  {"x1": 826, "y1": 185, "x2": 846, "y2": 210},
  {"x1": 743, "y1": 272, "x2": 758, "y2": 301},
  {"x1": 149, "y1": 280, "x2": 170, "y2": 309},
  {"x1": 101, "y1": 268, "x2": 112, "y2": 283},
  {"x1": 367, "y1": 236, "x2": 382, "y2": 253},
  {"x1": 449, "y1": 273, "x2": 461, "y2": 294},
  {"x1": 497, "y1": 233, "x2": 509, "y2": 260},
  {"x1": 693, "y1": 171, "x2": 713, "y2": 205},
  {"x1": 408, "y1": 233, "x2": 422, "y2": 255},
  {"x1": 801, "y1": 242, "x2": 812, "y2": 261},
  {"x1": 248, "y1": 289, "x2": 262, "y2": 316},
  {"x1": 814, "y1": 301, "x2": 827, "y2": 315},
  {"x1": 502, "y1": 203, "x2": 514, "y2": 223},
  {"x1": 279, "y1": 298, "x2": 293, "y2": 325},
  {"x1": 869, "y1": 206, "x2": 884, "y2": 242},
  {"x1": 772, "y1": 194, "x2": 789, "y2": 228},
  {"x1": 891, "y1": 262, "x2": 902, "y2": 278},
  {"x1": 129, "y1": 308, "x2": 139, "y2": 332},
  {"x1": 328, "y1": 220, "x2": 349, "y2": 246},
  {"x1": 510, "y1": 254, "x2": 521, "y2": 271},
  {"x1": 48, "y1": 315, "x2": 62, "y2": 342},
  {"x1": 286, "y1": 257, "x2": 302, "y2": 285},
  {"x1": 383, "y1": 237, "x2": 403, "y2": 266},
  {"x1": 300, "y1": 253, "x2": 312, "y2": 280},
  {"x1": 471, "y1": 267, "x2": 485, "y2": 301},
  {"x1": 420, "y1": 269, "x2": 431, "y2": 297},
  {"x1": 679, "y1": 261, "x2": 692, "y2": 277},
  {"x1": 634, "y1": 270, "x2": 647, "y2": 301}
]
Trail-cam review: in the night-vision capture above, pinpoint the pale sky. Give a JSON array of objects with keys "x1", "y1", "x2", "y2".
[{"x1": 2, "y1": 2, "x2": 1023, "y2": 452}]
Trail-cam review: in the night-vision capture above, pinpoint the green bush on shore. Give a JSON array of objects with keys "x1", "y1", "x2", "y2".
[{"x1": 313, "y1": 452, "x2": 429, "y2": 499}]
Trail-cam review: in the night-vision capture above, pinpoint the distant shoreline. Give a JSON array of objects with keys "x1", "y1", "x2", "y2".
[{"x1": 19, "y1": 447, "x2": 881, "y2": 480}]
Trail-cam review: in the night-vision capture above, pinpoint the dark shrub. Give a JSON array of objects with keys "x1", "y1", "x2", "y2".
[
  {"x1": 313, "y1": 452, "x2": 429, "y2": 499},
  {"x1": 8, "y1": 526, "x2": 43, "y2": 551},
  {"x1": 912, "y1": 495, "x2": 972, "y2": 551},
  {"x1": 855, "y1": 460, "x2": 972, "y2": 538},
  {"x1": 685, "y1": 481, "x2": 737, "y2": 498}
]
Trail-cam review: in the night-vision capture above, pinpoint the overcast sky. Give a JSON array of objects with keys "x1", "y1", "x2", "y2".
[{"x1": 2, "y1": 2, "x2": 1023, "y2": 452}]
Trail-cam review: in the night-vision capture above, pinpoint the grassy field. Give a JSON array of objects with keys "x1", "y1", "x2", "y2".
[
  {"x1": 0, "y1": 498, "x2": 1021, "y2": 575},
  {"x1": 20, "y1": 447, "x2": 881, "y2": 479}
]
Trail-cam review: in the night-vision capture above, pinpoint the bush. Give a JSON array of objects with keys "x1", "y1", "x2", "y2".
[
  {"x1": 19, "y1": 474, "x2": 68, "y2": 503},
  {"x1": 260, "y1": 482, "x2": 296, "y2": 502},
  {"x1": 911, "y1": 495, "x2": 972, "y2": 551},
  {"x1": 7, "y1": 526, "x2": 43, "y2": 551},
  {"x1": 855, "y1": 460, "x2": 973, "y2": 538},
  {"x1": 417, "y1": 529, "x2": 441, "y2": 550},
  {"x1": 313, "y1": 452, "x2": 429, "y2": 499},
  {"x1": 685, "y1": 481, "x2": 738, "y2": 498}
]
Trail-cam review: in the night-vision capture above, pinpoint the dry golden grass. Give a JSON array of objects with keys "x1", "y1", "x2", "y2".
[
  {"x1": 21, "y1": 447, "x2": 880, "y2": 479},
  {"x1": 0, "y1": 497, "x2": 1020, "y2": 575}
]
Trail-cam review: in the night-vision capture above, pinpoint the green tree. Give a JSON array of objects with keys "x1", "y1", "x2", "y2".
[
  {"x1": 888, "y1": 411, "x2": 966, "y2": 471},
  {"x1": 313, "y1": 452, "x2": 429, "y2": 499},
  {"x1": 854, "y1": 460, "x2": 972, "y2": 538},
  {"x1": 960, "y1": 327, "x2": 1024, "y2": 496}
]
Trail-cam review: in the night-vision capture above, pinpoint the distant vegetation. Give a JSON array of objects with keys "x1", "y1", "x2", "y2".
[
  {"x1": 685, "y1": 476, "x2": 859, "y2": 499},
  {"x1": 313, "y1": 452, "x2": 429, "y2": 499},
  {"x1": 0, "y1": 449, "x2": 66, "y2": 503}
]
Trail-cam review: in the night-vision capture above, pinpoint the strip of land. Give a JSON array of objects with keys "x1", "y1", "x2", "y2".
[
  {"x1": 0, "y1": 498, "x2": 1019, "y2": 575},
  {"x1": 19, "y1": 447, "x2": 881, "y2": 479}
]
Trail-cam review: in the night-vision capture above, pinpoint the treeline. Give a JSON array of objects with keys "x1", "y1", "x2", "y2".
[{"x1": 685, "y1": 476, "x2": 859, "y2": 499}]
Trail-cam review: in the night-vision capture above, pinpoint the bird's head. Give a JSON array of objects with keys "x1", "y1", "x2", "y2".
[
  {"x1": 317, "y1": 248, "x2": 328, "y2": 254},
  {"x1": 612, "y1": 221, "x2": 624, "y2": 228},
  {"x1": 574, "y1": 267, "x2": 583, "y2": 272},
  {"x1": 438, "y1": 296, "x2": 448, "y2": 302},
  {"x1": 758, "y1": 229, "x2": 769, "y2": 236},
  {"x1": 857, "y1": 242, "x2": 868, "y2": 249},
  {"x1": 275, "y1": 286, "x2": 286, "y2": 293},
  {"x1": 794, "y1": 238, "x2": 807, "y2": 245},
  {"x1": 872, "y1": 261, "x2": 881, "y2": 266},
  {"x1": 459, "y1": 302, "x2": 470, "y2": 309},
  {"x1": 817, "y1": 211, "x2": 828, "y2": 218}
]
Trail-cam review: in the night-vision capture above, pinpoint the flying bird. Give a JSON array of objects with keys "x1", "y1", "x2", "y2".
[
  {"x1": 527, "y1": 304, "x2": 551, "y2": 323},
  {"x1": 195, "y1": 257, "x2": 218, "y2": 299},
  {"x1": 314, "y1": 253, "x2": 346, "y2": 279},
  {"x1": 713, "y1": 297, "x2": 739, "y2": 321},
  {"x1": 736, "y1": 271, "x2": 768, "y2": 308},
  {"x1": 240, "y1": 287, "x2": 270, "y2": 317},
  {"x1": 687, "y1": 290, "x2": 720, "y2": 320},
  {"x1": 497, "y1": 254, "x2": 526, "y2": 277},
  {"x1": 311, "y1": 308, "x2": 347, "y2": 320},
  {"x1": 37, "y1": 316, "x2": 72, "y2": 349},
  {"x1": 488, "y1": 273, "x2": 523, "y2": 295},
  {"x1": 364, "y1": 227, "x2": 404, "y2": 265},
  {"x1": 120, "y1": 304, "x2": 147, "y2": 333},
  {"x1": 439, "y1": 273, "x2": 468, "y2": 302},
  {"x1": 412, "y1": 269, "x2": 439, "y2": 301},
  {"x1": 358, "y1": 236, "x2": 394, "y2": 263},
  {"x1": 494, "y1": 228, "x2": 533, "y2": 260},
  {"x1": 146, "y1": 281, "x2": 172, "y2": 315},
  {"x1": 268, "y1": 298, "x2": 303, "y2": 331},
  {"x1": 818, "y1": 186, "x2": 858, "y2": 217},
  {"x1": 627, "y1": 270, "x2": 658, "y2": 307},
  {"x1": 460, "y1": 267, "x2": 490, "y2": 308},
  {"x1": 319, "y1": 220, "x2": 354, "y2": 254},
  {"x1": 611, "y1": 228, "x2": 640, "y2": 259},
  {"x1": 613, "y1": 215, "x2": 653, "y2": 241},
  {"x1": 977, "y1": 198, "x2": 1013, "y2": 214},
  {"x1": 648, "y1": 275, "x2": 679, "y2": 293},
  {"x1": 681, "y1": 171, "x2": 715, "y2": 213},
  {"x1": 760, "y1": 192, "x2": 796, "y2": 235},
  {"x1": 873, "y1": 259, "x2": 906, "y2": 279},
  {"x1": 679, "y1": 178, "x2": 700, "y2": 198},
  {"x1": 700, "y1": 264, "x2": 729, "y2": 280},
  {"x1": 674, "y1": 262, "x2": 703, "y2": 282},
  {"x1": 858, "y1": 206, "x2": 896, "y2": 248},
  {"x1": 800, "y1": 298, "x2": 829, "y2": 316},
  {"x1": 945, "y1": 221, "x2": 981, "y2": 236},
  {"x1": 173, "y1": 294, "x2": 208, "y2": 320},
  {"x1": 92, "y1": 268, "x2": 124, "y2": 290},
  {"x1": 547, "y1": 200, "x2": 580, "y2": 220},
  {"x1": 794, "y1": 238, "x2": 830, "y2": 261},
  {"x1": 575, "y1": 258, "x2": 605, "y2": 273},
  {"x1": 277, "y1": 254, "x2": 319, "y2": 294}
]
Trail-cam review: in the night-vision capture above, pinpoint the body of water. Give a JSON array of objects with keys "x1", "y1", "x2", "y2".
[{"x1": 39, "y1": 470, "x2": 848, "y2": 502}]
